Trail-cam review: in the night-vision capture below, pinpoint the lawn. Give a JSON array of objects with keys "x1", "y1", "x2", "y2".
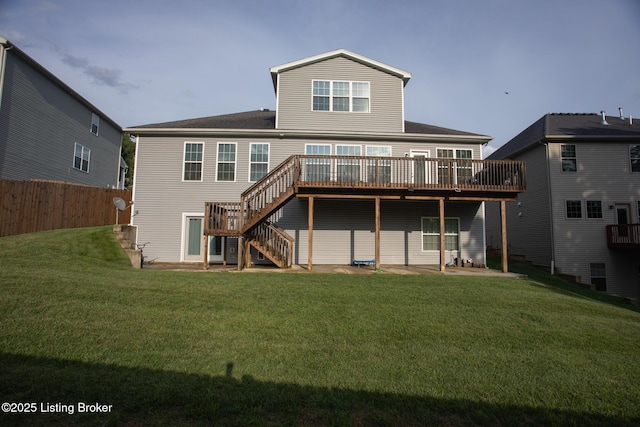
[{"x1": 1, "y1": 226, "x2": 639, "y2": 426}]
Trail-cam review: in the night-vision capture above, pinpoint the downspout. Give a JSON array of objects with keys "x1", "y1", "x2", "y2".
[
  {"x1": 0, "y1": 41, "x2": 13, "y2": 113},
  {"x1": 542, "y1": 139, "x2": 556, "y2": 274}
]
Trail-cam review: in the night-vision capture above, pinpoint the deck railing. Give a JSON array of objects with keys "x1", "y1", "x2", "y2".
[
  {"x1": 296, "y1": 155, "x2": 525, "y2": 191},
  {"x1": 249, "y1": 221, "x2": 294, "y2": 268},
  {"x1": 205, "y1": 202, "x2": 242, "y2": 235},
  {"x1": 606, "y1": 224, "x2": 640, "y2": 249}
]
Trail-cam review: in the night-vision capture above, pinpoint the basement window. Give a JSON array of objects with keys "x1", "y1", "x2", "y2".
[{"x1": 590, "y1": 263, "x2": 606, "y2": 291}]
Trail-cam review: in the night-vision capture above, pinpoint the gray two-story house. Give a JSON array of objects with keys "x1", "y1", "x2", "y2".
[
  {"x1": 126, "y1": 49, "x2": 525, "y2": 270},
  {"x1": 487, "y1": 112, "x2": 640, "y2": 300},
  {"x1": 0, "y1": 37, "x2": 124, "y2": 188}
]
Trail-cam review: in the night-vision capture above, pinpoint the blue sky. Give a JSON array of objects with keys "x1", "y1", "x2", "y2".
[{"x1": 2, "y1": 0, "x2": 639, "y2": 155}]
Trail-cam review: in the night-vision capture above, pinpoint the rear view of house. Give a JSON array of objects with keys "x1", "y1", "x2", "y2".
[
  {"x1": 127, "y1": 49, "x2": 525, "y2": 270},
  {"x1": 0, "y1": 38, "x2": 123, "y2": 188},
  {"x1": 487, "y1": 112, "x2": 640, "y2": 300}
]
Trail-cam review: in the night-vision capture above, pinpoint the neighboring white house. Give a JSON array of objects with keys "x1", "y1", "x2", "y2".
[
  {"x1": 0, "y1": 37, "x2": 124, "y2": 188},
  {"x1": 487, "y1": 112, "x2": 640, "y2": 300},
  {"x1": 126, "y1": 49, "x2": 525, "y2": 270}
]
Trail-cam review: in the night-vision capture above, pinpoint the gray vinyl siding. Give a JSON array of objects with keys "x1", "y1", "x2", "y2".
[
  {"x1": 276, "y1": 56, "x2": 404, "y2": 133},
  {"x1": 547, "y1": 141, "x2": 640, "y2": 298},
  {"x1": 0, "y1": 50, "x2": 121, "y2": 186},
  {"x1": 486, "y1": 145, "x2": 552, "y2": 266},
  {"x1": 133, "y1": 135, "x2": 484, "y2": 263}
]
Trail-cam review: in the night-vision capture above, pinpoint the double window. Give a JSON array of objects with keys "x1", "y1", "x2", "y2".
[
  {"x1": 630, "y1": 145, "x2": 640, "y2": 172},
  {"x1": 73, "y1": 143, "x2": 90, "y2": 173},
  {"x1": 312, "y1": 80, "x2": 370, "y2": 112},
  {"x1": 436, "y1": 149, "x2": 473, "y2": 184},
  {"x1": 422, "y1": 217, "x2": 459, "y2": 251},
  {"x1": 249, "y1": 143, "x2": 269, "y2": 182},
  {"x1": 217, "y1": 143, "x2": 237, "y2": 182},
  {"x1": 561, "y1": 144, "x2": 577, "y2": 172},
  {"x1": 566, "y1": 199, "x2": 604, "y2": 219},
  {"x1": 183, "y1": 142, "x2": 203, "y2": 181}
]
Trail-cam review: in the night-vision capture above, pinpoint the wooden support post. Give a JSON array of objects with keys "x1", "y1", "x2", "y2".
[
  {"x1": 500, "y1": 200, "x2": 508, "y2": 273},
  {"x1": 203, "y1": 234, "x2": 209, "y2": 270},
  {"x1": 245, "y1": 238, "x2": 252, "y2": 269},
  {"x1": 223, "y1": 238, "x2": 227, "y2": 267},
  {"x1": 439, "y1": 198, "x2": 446, "y2": 272},
  {"x1": 237, "y1": 236, "x2": 243, "y2": 271},
  {"x1": 308, "y1": 196, "x2": 314, "y2": 271},
  {"x1": 375, "y1": 197, "x2": 380, "y2": 271}
]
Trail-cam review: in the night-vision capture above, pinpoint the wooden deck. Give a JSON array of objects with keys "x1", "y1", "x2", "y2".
[
  {"x1": 205, "y1": 155, "x2": 526, "y2": 236},
  {"x1": 607, "y1": 224, "x2": 640, "y2": 249}
]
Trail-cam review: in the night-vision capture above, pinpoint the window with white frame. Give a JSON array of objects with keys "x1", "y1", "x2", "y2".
[
  {"x1": 586, "y1": 200, "x2": 603, "y2": 219},
  {"x1": 183, "y1": 142, "x2": 203, "y2": 181},
  {"x1": 304, "y1": 144, "x2": 331, "y2": 182},
  {"x1": 312, "y1": 80, "x2": 370, "y2": 113},
  {"x1": 436, "y1": 149, "x2": 472, "y2": 184},
  {"x1": 630, "y1": 145, "x2": 640, "y2": 172},
  {"x1": 566, "y1": 200, "x2": 582, "y2": 219},
  {"x1": 249, "y1": 143, "x2": 269, "y2": 182},
  {"x1": 590, "y1": 263, "x2": 606, "y2": 291},
  {"x1": 217, "y1": 143, "x2": 236, "y2": 182},
  {"x1": 91, "y1": 113, "x2": 99, "y2": 136},
  {"x1": 366, "y1": 146, "x2": 392, "y2": 183},
  {"x1": 422, "y1": 217, "x2": 459, "y2": 251},
  {"x1": 561, "y1": 144, "x2": 577, "y2": 172},
  {"x1": 73, "y1": 143, "x2": 90, "y2": 173},
  {"x1": 336, "y1": 145, "x2": 361, "y2": 182}
]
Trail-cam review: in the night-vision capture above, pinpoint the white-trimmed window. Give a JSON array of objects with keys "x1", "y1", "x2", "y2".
[
  {"x1": 586, "y1": 200, "x2": 603, "y2": 219},
  {"x1": 73, "y1": 143, "x2": 90, "y2": 173},
  {"x1": 336, "y1": 145, "x2": 361, "y2": 182},
  {"x1": 183, "y1": 142, "x2": 203, "y2": 181},
  {"x1": 366, "y1": 145, "x2": 392, "y2": 183},
  {"x1": 312, "y1": 80, "x2": 370, "y2": 113},
  {"x1": 590, "y1": 263, "x2": 606, "y2": 291},
  {"x1": 216, "y1": 143, "x2": 236, "y2": 182},
  {"x1": 304, "y1": 144, "x2": 331, "y2": 182},
  {"x1": 561, "y1": 144, "x2": 577, "y2": 172},
  {"x1": 422, "y1": 217, "x2": 459, "y2": 251},
  {"x1": 249, "y1": 143, "x2": 269, "y2": 182},
  {"x1": 630, "y1": 145, "x2": 640, "y2": 172},
  {"x1": 566, "y1": 200, "x2": 582, "y2": 219},
  {"x1": 436, "y1": 148, "x2": 472, "y2": 184},
  {"x1": 91, "y1": 113, "x2": 100, "y2": 136}
]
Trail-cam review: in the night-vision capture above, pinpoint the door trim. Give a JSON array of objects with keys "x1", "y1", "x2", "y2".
[{"x1": 180, "y1": 212, "x2": 204, "y2": 262}]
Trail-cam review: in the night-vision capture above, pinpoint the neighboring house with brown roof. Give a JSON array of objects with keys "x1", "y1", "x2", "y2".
[
  {"x1": 486, "y1": 112, "x2": 640, "y2": 300},
  {"x1": 126, "y1": 49, "x2": 525, "y2": 270},
  {"x1": 0, "y1": 38, "x2": 124, "y2": 188}
]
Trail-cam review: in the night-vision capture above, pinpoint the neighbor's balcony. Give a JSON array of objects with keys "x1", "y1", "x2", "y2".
[{"x1": 606, "y1": 224, "x2": 640, "y2": 249}]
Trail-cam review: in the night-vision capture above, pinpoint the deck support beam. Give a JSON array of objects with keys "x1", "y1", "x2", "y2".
[
  {"x1": 237, "y1": 236, "x2": 243, "y2": 271},
  {"x1": 308, "y1": 196, "x2": 314, "y2": 271},
  {"x1": 203, "y1": 234, "x2": 209, "y2": 270},
  {"x1": 439, "y1": 198, "x2": 446, "y2": 272},
  {"x1": 375, "y1": 197, "x2": 380, "y2": 271},
  {"x1": 500, "y1": 200, "x2": 508, "y2": 273}
]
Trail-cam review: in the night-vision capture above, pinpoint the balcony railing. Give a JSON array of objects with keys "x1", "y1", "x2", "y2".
[{"x1": 606, "y1": 224, "x2": 640, "y2": 249}]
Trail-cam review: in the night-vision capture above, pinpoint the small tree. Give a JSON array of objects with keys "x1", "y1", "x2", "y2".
[{"x1": 121, "y1": 133, "x2": 136, "y2": 189}]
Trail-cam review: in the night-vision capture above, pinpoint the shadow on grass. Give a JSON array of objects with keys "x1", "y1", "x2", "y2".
[{"x1": 1, "y1": 353, "x2": 638, "y2": 427}]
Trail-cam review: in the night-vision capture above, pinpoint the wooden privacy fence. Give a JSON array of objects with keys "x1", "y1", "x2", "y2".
[{"x1": 0, "y1": 180, "x2": 132, "y2": 237}]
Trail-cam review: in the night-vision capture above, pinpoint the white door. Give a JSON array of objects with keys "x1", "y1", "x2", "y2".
[
  {"x1": 410, "y1": 150, "x2": 430, "y2": 186},
  {"x1": 183, "y1": 216, "x2": 204, "y2": 262}
]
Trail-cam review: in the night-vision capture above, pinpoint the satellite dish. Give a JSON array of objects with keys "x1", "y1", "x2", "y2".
[{"x1": 113, "y1": 197, "x2": 127, "y2": 211}]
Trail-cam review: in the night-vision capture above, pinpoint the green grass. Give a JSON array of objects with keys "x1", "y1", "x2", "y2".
[{"x1": 1, "y1": 226, "x2": 639, "y2": 426}]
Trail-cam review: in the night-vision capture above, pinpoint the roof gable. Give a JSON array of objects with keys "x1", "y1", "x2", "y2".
[{"x1": 269, "y1": 49, "x2": 411, "y2": 92}]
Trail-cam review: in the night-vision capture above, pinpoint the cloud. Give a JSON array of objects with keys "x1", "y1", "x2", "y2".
[{"x1": 57, "y1": 49, "x2": 137, "y2": 94}]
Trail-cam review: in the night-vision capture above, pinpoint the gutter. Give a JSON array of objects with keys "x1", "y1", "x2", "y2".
[
  {"x1": 123, "y1": 127, "x2": 493, "y2": 144},
  {"x1": 540, "y1": 138, "x2": 556, "y2": 274}
]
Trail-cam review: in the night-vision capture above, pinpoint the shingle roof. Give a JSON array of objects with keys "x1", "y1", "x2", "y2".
[
  {"x1": 130, "y1": 110, "x2": 487, "y2": 137},
  {"x1": 489, "y1": 113, "x2": 640, "y2": 159}
]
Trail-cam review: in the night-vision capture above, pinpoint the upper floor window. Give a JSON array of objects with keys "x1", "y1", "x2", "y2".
[
  {"x1": 217, "y1": 143, "x2": 236, "y2": 182},
  {"x1": 630, "y1": 144, "x2": 640, "y2": 172},
  {"x1": 561, "y1": 144, "x2": 576, "y2": 172},
  {"x1": 183, "y1": 142, "x2": 203, "y2": 181},
  {"x1": 249, "y1": 143, "x2": 269, "y2": 182},
  {"x1": 91, "y1": 113, "x2": 100, "y2": 136},
  {"x1": 312, "y1": 80, "x2": 370, "y2": 113},
  {"x1": 73, "y1": 143, "x2": 90, "y2": 173}
]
